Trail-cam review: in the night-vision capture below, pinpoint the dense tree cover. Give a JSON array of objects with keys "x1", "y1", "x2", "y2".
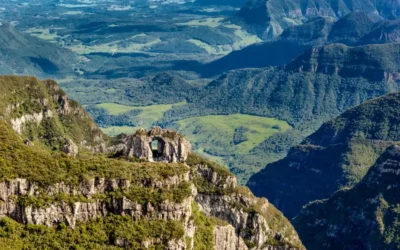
[
  {"x1": 293, "y1": 146, "x2": 400, "y2": 250},
  {"x1": 248, "y1": 93, "x2": 400, "y2": 219}
]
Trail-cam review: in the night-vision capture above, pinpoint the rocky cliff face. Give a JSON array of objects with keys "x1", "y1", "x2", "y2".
[
  {"x1": 0, "y1": 76, "x2": 108, "y2": 155},
  {"x1": 293, "y1": 145, "x2": 400, "y2": 250},
  {"x1": 121, "y1": 127, "x2": 191, "y2": 163},
  {"x1": 0, "y1": 152, "x2": 304, "y2": 249},
  {"x1": 0, "y1": 75, "x2": 304, "y2": 249},
  {"x1": 248, "y1": 92, "x2": 400, "y2": 219}
]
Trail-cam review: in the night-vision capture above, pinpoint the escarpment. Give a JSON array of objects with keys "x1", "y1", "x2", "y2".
[
  {"x1": 286, "y1": 43, "x2": 400, "y2": 82},
  {"x1": 248, "y1": 92, "x2": 400, "y2": 219},
  {"x1": 293, "y1": 145, "x2": 400, "y2": 250},
  {"x1": 0, "y1": 76, "x2": 108, "y2": 155},
  {"x1": 0, "y1": 76, "x2": 304, "y2": 249}
]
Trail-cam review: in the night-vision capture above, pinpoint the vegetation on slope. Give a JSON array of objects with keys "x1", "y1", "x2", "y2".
[
  {"x1": 248, "y1": 92, "x2": 400, "y2": 219},
  {"x1": 0, "y1": 118, "x2": 188, "y2": 186},
  {"x1": 293, "y1": 145, "x2": 400, "y2": 250},
  {"x1": 0, "y1": 215, "x2": 184, "y2": 250}
]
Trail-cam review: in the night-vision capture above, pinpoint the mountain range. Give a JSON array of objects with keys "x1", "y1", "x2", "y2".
[
  {"x1": 202, "y1": 11, "x2": 400, "y2": 76},
  {"x1": 235, "y1": 0, "x2": 400, "y2": 39},
  {"x1": 294, "y1": 142, "x2": 400, "y2": 249}
]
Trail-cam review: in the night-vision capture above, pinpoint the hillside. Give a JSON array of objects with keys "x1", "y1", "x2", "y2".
[
  {"x1": 248, "y1": 92, "x2": 400, "y2": 219},
  {"x1": 202, "y1": 11, "x2": 379, "y2": 76},
  {"x1": 358, "y1": 19, "x2": 400, "y2": 45},
  {"x1": 327, "y1": 11, "x2": 375, "y2": 45},
  {"x1": 201, "y1": 16, "x2": 334, "y2": 76},
  {"x1": 0, "y1": 24, "x2": 82, "y2": 78},
  {"x1": 0, "y1": 75, "x2": 304, "y2": 249},
  {"x1": 164, "y1": 42, "x2": 400, "y2": 127},
  {"x1": 286, "y1": 43, "x2": 400, "y2": 82},
  {"x1": 235, "y1": 0, "x2": 400, "y2": 39},
  {"x1": 293, "y1": 145, "x2": 400, "y2": 250}
]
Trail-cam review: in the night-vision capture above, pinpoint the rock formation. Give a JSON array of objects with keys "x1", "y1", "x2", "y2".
[
  {"x1": 122, "y1": 127, "x2": 191, "y2": 163},
  {"x1": 0, "y1": 75, "x2": 304, "y2": 249}
]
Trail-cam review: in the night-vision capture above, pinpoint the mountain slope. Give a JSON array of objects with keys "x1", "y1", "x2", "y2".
[
  {"x1": 164, "y1": 43, "x2": 400, "y2": 127},
  {"x1": 236, "y1": 0, "x2": 400, "y2": 39},
  {"x1": 0, "y1": 75, "x2": 304, "y2": 250},
  {"x1": 327, "y1": 11, "x2": 375, "y2": 45},
  {"x1": 0, "y1": 24, "x2": 82, "y2": 77},
  {"x1": 293, "y1": 145, "x2": 400, "y2": 250},
  {"x1": 248, "y1": 92, "x2": 400, "y2": 219},
  {"x1": 202, "y1": 11, "x2": 379, "y2": 76},
  {"x1": 201, "y1": 17, "x2": 334, "y2": 76},
  {"x1": 359, "y1": 19, "x2": 400, "y2": 45},
  {"x1": 286, "y1": 43, "x2": 400, "y2": 82}
]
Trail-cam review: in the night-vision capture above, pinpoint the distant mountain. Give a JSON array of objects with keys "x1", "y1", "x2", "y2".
[
  {"x1": 328, "y1": 11, "x2": 375, "y2": 44},
  {"x1": 201, "y1": 17, "x2": 334, "y2": 76},
  {"x1": 286, "y1": 43, "x2": 400, "y2": 82},
  {"x1": 0, "y1": 24, "x2": 82, "y2": 78},
  {"x1": 201, "y1": 11, "x2": 381, "y2": 76},
  {"x1": 0, "y1": 75, "x2": 304, "y2": 250},
  {"x1": 235, "y1": 0, "x2": 400, "y2": 39},
  {"x1": 247, "y1": 92, "x2": 400, "y2": 219},
  {"x1": 294, "y1": 143, "x2": 400, "y2": 250}
]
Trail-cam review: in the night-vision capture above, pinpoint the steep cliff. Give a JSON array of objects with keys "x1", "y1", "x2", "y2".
[
  {"x1": 0, "y1": 76, "x2": 304, "y2": 249},
  {"x1": 293, "y1": 145, "x2": 400, "y2": 250},
  {"x1": 286, "y1": 43, "x2": 400, "y2": 82},
  {"x1": 248, "y1": 92, "x2": 400, "y2": 219},
  {"x1": 0, "y1": 75, "x2": 108, "y2": 155}
]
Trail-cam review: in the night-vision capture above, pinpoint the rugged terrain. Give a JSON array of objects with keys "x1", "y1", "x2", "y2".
[
  {"x1": 248, "y1": 92, "x2": 400, "y2": 219},
  {"x1": 235, "y1": 0, "x2": 400, "y2": 39},
  {"x1": 293, "y1": 145, "x2": 400, "y2": 249},
  {"x1": 0, "y1": 75, "x2": 304, "y2": 249}
]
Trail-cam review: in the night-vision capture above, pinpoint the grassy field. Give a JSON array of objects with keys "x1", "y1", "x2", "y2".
[
  {"x1": 174, "y1": 114, "x2": 291, "y2": 155},
  {"x1": 97, "y1": 102, "x2": 186, "y2": 135},
  {"x1": 97, "y1": 105, "x2": 290, "y2": 183}
]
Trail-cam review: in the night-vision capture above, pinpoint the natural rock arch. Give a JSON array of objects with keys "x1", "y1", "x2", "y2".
[{"x1": 123, "y1": 127, "x2": 191, "y2": 163}]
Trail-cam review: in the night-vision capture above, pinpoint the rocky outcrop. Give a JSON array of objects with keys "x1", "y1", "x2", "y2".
[
  {"x1": 0, "y1": 75, "x2": 304, "y2": 249},
  {"x1": 0, "y1": 158, "x2": 304, "y2": 250},
  {"x1": 214, "y1": 224, "x2": 248, "y2": 250},
  {"x1": 0, "y1": 171, "x2": 192, "y2": 226},
  {"x1": 191, "y1": 163, "x2": 304, "y2": 249},
  {"x1": 0, "y1": 76, "x2": 108, "y2": 155},
  {"x1": 122, "y1": 127, "x2": 191, "y2": 163}
]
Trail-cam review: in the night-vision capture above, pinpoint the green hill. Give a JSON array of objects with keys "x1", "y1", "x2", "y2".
[
  {"x1": 248, "y1": 92, "x2": 400, "y2": 219},
  {"x1": 293, "y1": 145, "x2": 400, "y2": 249}
]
